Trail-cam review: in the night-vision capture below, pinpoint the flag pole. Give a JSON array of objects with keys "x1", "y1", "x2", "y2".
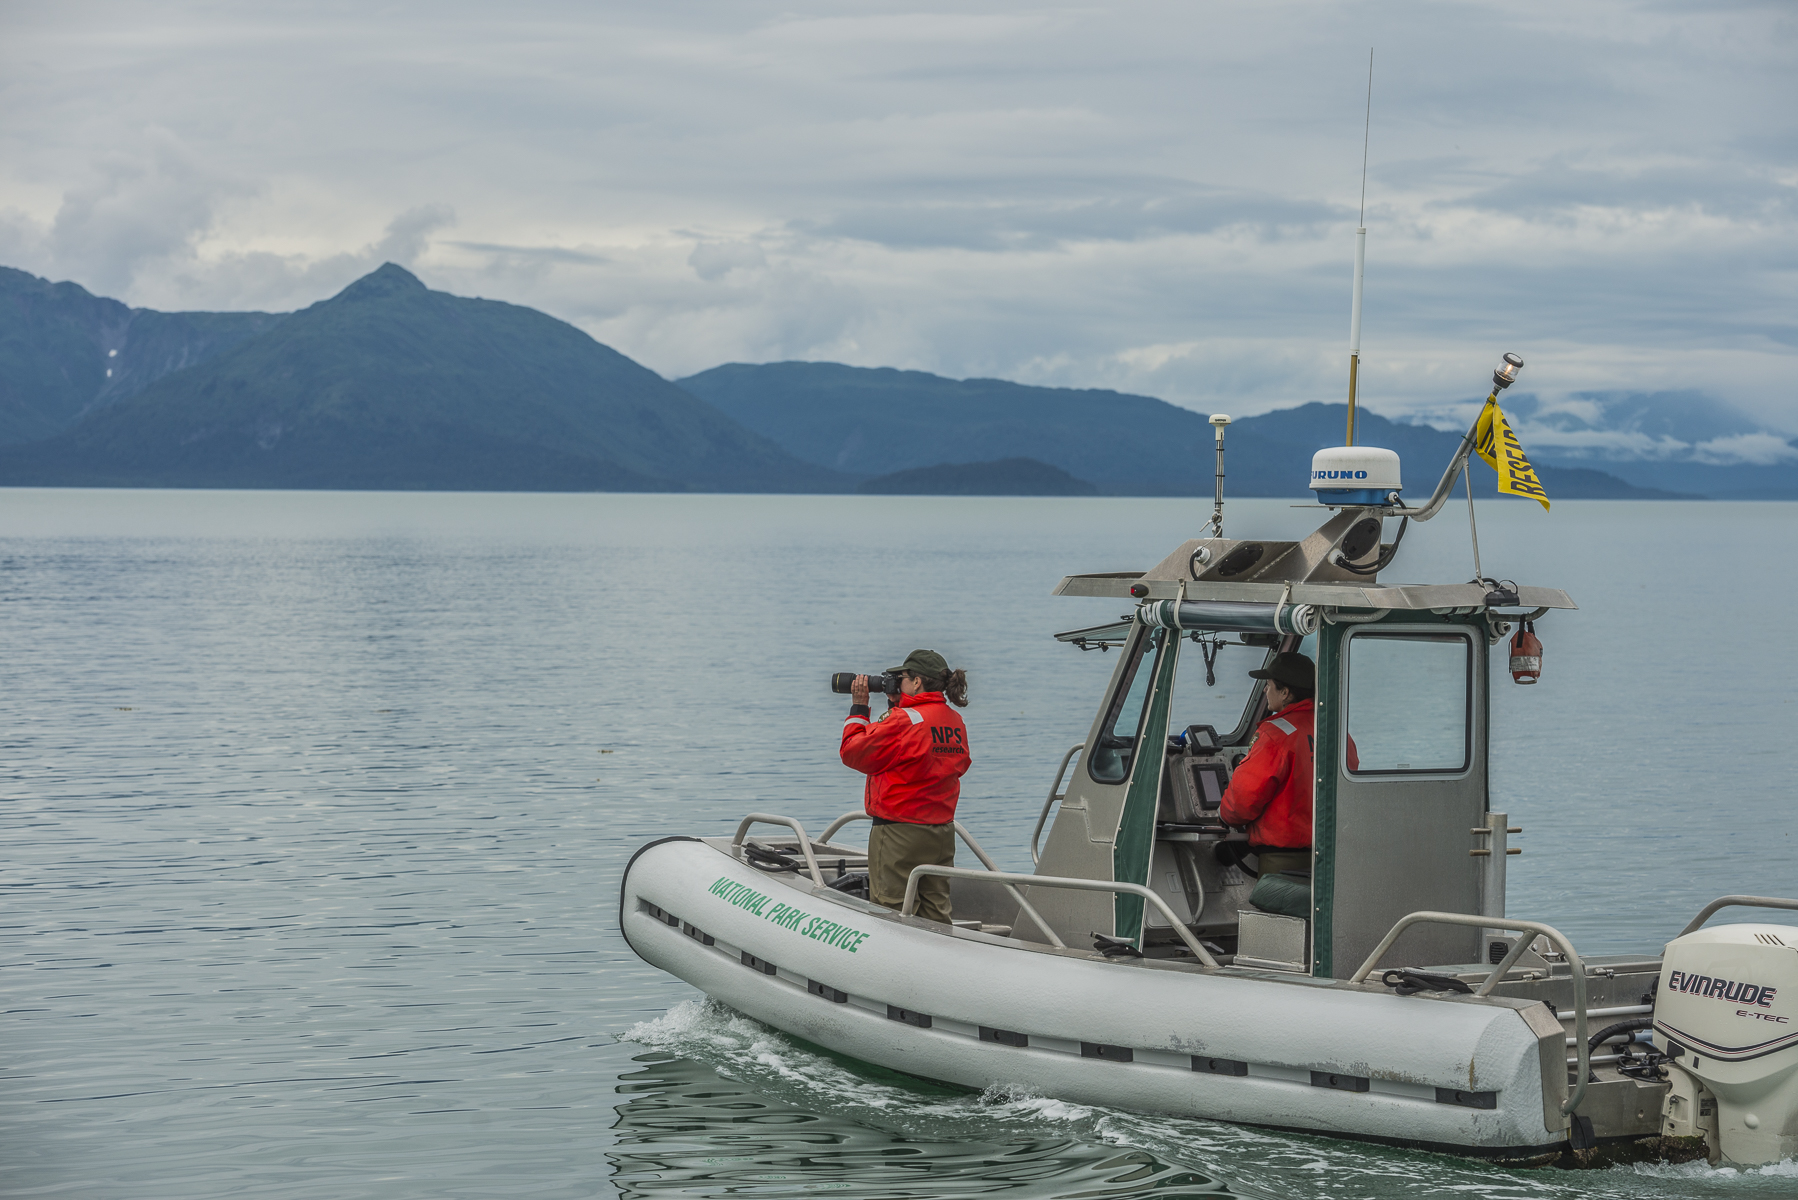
[
  {"x1": 1346, "y1": 48, "x2": 1373, "y2": 446},
  {"x1": 1466, "y1": 442, "x2": 1485, "y2": 584}
]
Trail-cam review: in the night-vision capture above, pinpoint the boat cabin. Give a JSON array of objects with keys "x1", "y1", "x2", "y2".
[{"x1": 1004, "y1": 506, "x2": 1575, "y2": 979}]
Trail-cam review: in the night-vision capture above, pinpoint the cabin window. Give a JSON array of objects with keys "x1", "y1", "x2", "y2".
[
  {"x1": 1088, "y1": 627, "x2": 1165, "y2": 784},
  {"x1": 1344, "y1": 630, "x2": 1472, "y2": 775}
]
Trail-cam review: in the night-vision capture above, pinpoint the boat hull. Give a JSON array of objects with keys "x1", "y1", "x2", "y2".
[{"x1": 620, "y1": 837, "x2": 1569, "y2": 1159}]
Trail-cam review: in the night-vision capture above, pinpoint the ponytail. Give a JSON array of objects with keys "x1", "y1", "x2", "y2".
[{"x1": 906, "y1": 666, "x2": 969, "y2": 707}]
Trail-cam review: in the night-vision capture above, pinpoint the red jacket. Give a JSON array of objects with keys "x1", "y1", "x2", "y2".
[
  {"x1": 840, "y1": 692, "x2": 970, "y2": 825},
  {"x1": 1218, "y1": 699, "x2": 1358, "y2": 849}
]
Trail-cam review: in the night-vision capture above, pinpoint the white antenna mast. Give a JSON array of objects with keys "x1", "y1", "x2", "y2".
[{"x1": 1346, "y1": 48, "x2": 1373, "y2": 446}]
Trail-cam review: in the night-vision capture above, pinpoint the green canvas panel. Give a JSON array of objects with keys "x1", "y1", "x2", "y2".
[{"x1": 1112, "y1": 629, "x2": 1176, "y2": 942}]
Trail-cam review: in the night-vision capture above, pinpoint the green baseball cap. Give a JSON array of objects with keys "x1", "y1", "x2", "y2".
[
  {"x1": 1248, "y1": 651, "x2": 1314, "y2": 691},
  {"x1": 888, "y1": 649, "x2": 950, "y2": 682}
]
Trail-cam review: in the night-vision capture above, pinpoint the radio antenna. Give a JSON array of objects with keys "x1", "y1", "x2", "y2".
[{"x1": 1346, "y1": 47, "x2": 1373, "y2": 446}]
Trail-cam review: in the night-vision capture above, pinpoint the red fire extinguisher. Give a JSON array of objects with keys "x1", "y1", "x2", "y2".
[{"x1": 1509, "y1": 620, "x2": 1542, "y2": 684}]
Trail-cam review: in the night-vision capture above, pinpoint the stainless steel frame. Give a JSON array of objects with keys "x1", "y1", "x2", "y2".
[
  {"x1": 815, "y1": 812, "x2": 1065, "y2": 948},
  {"x1": 1030, "y1": 742, "x2": 1084, "y2": 865},
  {"x1": 1677, "y1": 894, "x2": 1798, "y2": 936},
  {"x1": 731, "y1": 813, "x2": 827, "y2": 886},
  {"x1": 1390, "y1": 414, "x2": 1479, "y2": 521},
  {"x1": 900, "y1": 865, "x2": 1220, "y2": 967}
]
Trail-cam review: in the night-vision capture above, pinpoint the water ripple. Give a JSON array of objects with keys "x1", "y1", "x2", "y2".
[{"x1": 4, "y1": 491, "x2": 1796, "y2": 1198}]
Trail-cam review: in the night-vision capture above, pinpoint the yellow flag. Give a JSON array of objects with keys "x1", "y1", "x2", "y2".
[{"x1": 1473, "y1": 395, "x2": 1551, "y2": 511}]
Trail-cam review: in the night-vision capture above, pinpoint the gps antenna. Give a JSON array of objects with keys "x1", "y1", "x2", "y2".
[
  {"x1": 1346, "y1": 48, "x2": 1374, "y2": 446},
  {"x1": 1209, "y1": 414, "x2": 1231, "y2": 538}
]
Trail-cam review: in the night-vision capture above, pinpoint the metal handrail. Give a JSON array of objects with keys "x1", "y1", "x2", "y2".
[
  {"x1": 812, "y1": 812, "x2": 1065, "y2": 949},
  {"x1": 901, "y1": 866, "x2": 1219, "y2": 968},
  {"x1": 731, "y1": 813, "x2": 826, "y2": 887},
  {"x1": 1321, "y1": 607, "x2": 1390, "y2": 625},
  {"x1": 1678, "y1": 894, "x2": 1798, "y2": 937},
  {"x1": 1556, "y1": 1004, "x2": 1649, "y2": 1024},
  {"x1": 818, "y1": 811, "x2": 870, "y2": 845},
  {"x1": 1347, "y1": 911, "x2": 1591, "y2": 1119},
  {"x1": 1031, "y1": 742, "x2": 1085, "y2": 865}
]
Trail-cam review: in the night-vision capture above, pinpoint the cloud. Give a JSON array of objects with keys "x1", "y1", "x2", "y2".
[
  {"x1": 155, "y1": 204, "x2": 459, "y2": 313},
  {"x1": 0, "y1": 135, "x2": 456, "y2": 312},
  {"x1": 1515, "y1": 389, "x2": 1765, "y2": 441},
  {"x1": 1508, "y1": 425, "x2": 1696, "y2": 460},
  {"x1": 446, "y1": 241, "x2": 608, "y2": 266},
  {"x1": 1691, "y1": 432, "x2": 1798, "y2": 466},
  {"x1": 0, "y1": 0, "x2": 1791, "y2": 426},
  {"x1": 369, "y1": 204, "x2": 456, "y2": 267},
  {"x1": 688, "y1": 239, "x2": 767, "y2": 281},
  {"x1": 0, "y1": 128, "x2": 252, "y2": 297},
  {"x1": 1409, "y1": 388, "x2": 1798, "y2": 464},
  {"x1": 792, "y1": 189, "x2": 1340, "y2": 253},
  {"x1": 1454, "y1": 161, "x2": 1796, "y2": 224},
  {"x1": 1506, "y1": 426, "x2": 1798, "y2": 467}
]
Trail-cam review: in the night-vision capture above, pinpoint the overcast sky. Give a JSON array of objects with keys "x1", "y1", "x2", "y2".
[{"x1": 2, "y1": 1, "x2": 1793, "y2": 436}]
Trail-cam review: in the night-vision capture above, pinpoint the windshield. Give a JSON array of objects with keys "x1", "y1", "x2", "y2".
[{"x1": 1168, "y1": 631, "x2": 1317, "y2": 747}]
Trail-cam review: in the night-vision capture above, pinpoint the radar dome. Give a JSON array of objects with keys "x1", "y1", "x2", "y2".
[{"x1": 1310, "y1": 446, "x2": 1401, "y2": 506}]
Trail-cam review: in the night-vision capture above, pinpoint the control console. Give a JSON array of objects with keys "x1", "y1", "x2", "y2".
[{"x1": 1162, "y1": 724, "x2": 1233, "y2": 834}]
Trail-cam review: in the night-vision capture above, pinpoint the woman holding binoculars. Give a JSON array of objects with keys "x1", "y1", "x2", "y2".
[{"x1": 839, "y1": 649, "x2": 971, "y2": 924}]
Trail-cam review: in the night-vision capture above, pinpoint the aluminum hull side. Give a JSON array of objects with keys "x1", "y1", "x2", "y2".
[{"x1": 621, "y1": 838, "x2": 1566, "y2": 1156}]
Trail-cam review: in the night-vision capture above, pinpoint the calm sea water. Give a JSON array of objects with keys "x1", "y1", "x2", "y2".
[{"x1": 3, "y1": 488, "x2": 1795, "y2": 1200}]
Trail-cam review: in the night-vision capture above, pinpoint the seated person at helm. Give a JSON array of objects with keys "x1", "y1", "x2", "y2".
[{"x1": 1218, "y1": 651, "x2": 1358, "y2": 890}]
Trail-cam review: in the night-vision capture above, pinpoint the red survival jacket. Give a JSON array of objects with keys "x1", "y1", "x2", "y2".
[
  {"x1": 1217, "y1": 699, "x2": 1359, "y2": 849},
  {"x1": 840, "y1": 692, "x2": 970, "y2": 826}
]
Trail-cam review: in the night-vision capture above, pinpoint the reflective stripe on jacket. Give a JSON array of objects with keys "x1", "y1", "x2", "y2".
[
  {"x1": 840, "y1": 691, "x2": 970, "y2": 825},
  {"x1": 1217, "y1": 698, "x2": 1358, "y2": 850}
]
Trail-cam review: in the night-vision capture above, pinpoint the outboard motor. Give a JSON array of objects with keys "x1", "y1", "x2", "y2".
[{"x1": 1653, "y1": 924, "x2": 1798, "y2": 1165}]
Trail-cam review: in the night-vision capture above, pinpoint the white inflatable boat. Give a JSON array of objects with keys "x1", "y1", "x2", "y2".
[{"x1": 622, "y1": 358, "x2": 1798, "y2": 1168}]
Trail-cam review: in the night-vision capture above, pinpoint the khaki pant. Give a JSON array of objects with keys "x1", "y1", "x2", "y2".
[
  {"x1": 1253, "y1": 849, "x2": 1311, "y2": 877},
  {"x1": 868, "y1": 821, "x2": 955, "y2": 923}
]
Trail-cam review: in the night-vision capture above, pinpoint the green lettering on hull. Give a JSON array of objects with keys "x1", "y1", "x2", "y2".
[{"x1": 708, "y1": 876, "x2": 871, "y2": 953}]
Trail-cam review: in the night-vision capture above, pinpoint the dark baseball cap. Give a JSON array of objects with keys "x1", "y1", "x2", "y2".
[
  {"x1": 888, "y1": 649, "x2": 949, "y2": 682},
  {"x1": 1248, "y1": 651, "x2": 1314, "y2": 691}
]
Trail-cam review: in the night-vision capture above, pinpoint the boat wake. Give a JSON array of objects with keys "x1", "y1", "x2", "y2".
[
  {"x1": 617, "y1": 999, "x2": 1220, "y2": 1199},
  {"x1": 619, "y1": 1000, "x2": 1796, "y2": 1200},
  {"x1": 624, "y1": 998, "x2": 1107, "y2": 1130},
  {"x1": 1620, "y1": 1155, "x2": 1798, "y2": 1183}
]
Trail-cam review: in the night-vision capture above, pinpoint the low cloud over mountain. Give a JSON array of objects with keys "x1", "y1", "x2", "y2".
[{"x1": 1406, "y1": 389, "x2": 1798, "y2": 498}]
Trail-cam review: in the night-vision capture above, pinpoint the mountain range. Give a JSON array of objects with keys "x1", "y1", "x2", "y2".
[
  {"x1": 2, "y1": 262, "x2": 1789, "y2": 499},
  {"x1": 1, "y1": 264, "x2": 838, "y2": 492},
  {"x1": 678, "y1": 363, "x2": 1699, "y2": 500}
]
